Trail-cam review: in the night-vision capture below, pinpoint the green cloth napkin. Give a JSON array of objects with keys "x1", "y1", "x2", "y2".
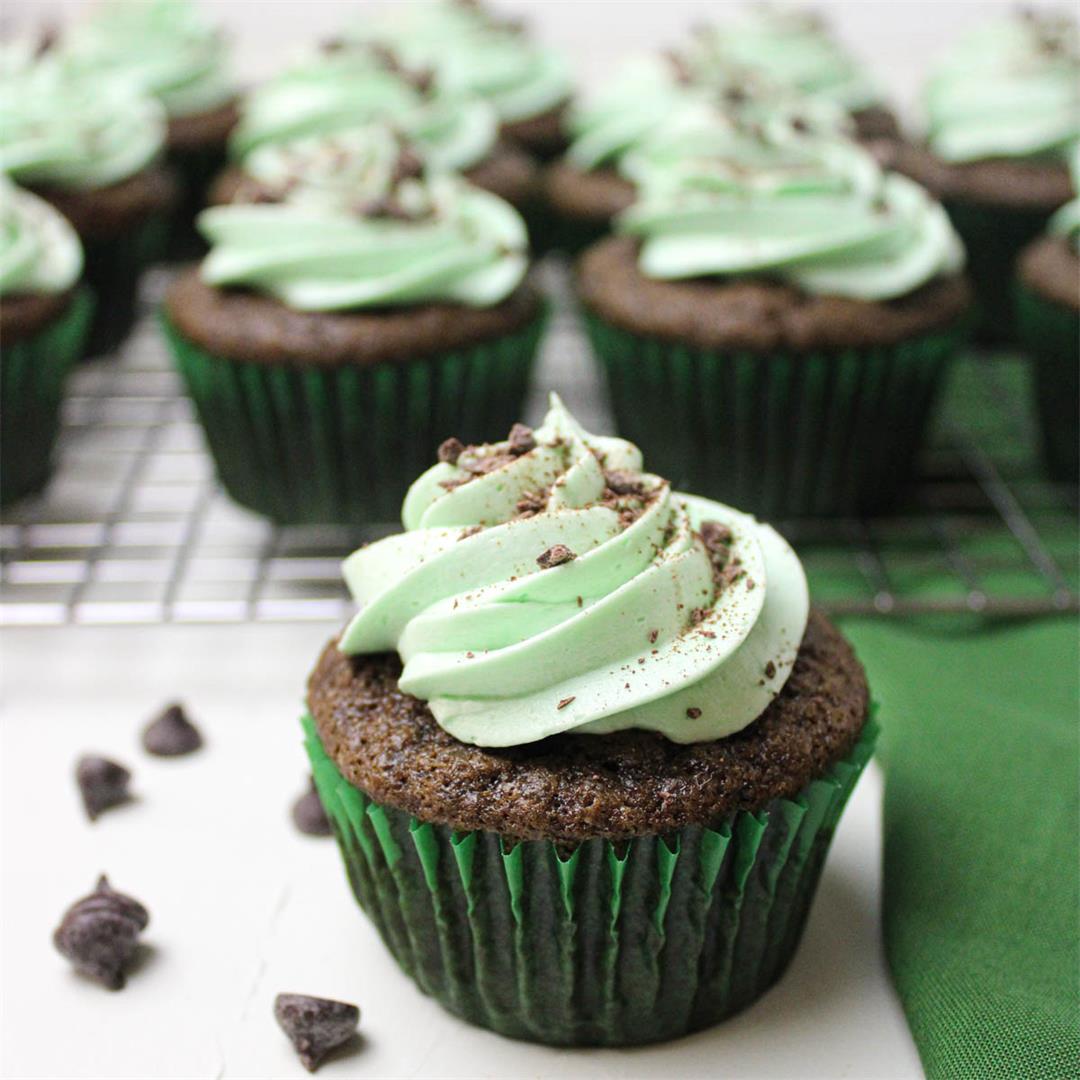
[{"x1": 843, "y1": 617, "x2": 1080, "y2": 1079}]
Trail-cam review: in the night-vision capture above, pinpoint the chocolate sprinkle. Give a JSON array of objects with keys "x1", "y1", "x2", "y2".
[
  {"x1": 292, "y1": 779, "x2": 332, "y2": 837},
  {"x1": 557, "y1": 696, "x2": 576, "y2": 710},
  {"x1": 507, "y1": 423, "x2": 536, "y2": 455},
  {"x1": 274, "y1": 993, "x2": 360, "y2": 1073},
  {"x1": 75, "y1": 756, "x2": 132, "y2": 821},
  {"x1": 604, "y1": 470, "x2": 645, "y2": 496},
  {"x1": 765, "y1": 661, "x2": 777, "y2": 679},
  {"x1": 142, "y1": 703, "x2": 202, "y2": 757},
  {"x1": 53, "y1": 876, "x2": 149, "y2": 990},
  {"x1": 438, "y1": 437, "x2": 465, "y2": 465},
  {"x1": 648, "y1": 629, "x2": 659, "y2": 643},
  {"x1": 536, "y1": 544, "x2": 576, "y2": 569},
  {"x1": 686, "y1": 707, "x2": 702, "y2": 719}
]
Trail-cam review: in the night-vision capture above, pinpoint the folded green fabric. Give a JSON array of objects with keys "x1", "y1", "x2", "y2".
[{"x1": 844, "y1": 617, "x2": 1079, "y2": 1079}]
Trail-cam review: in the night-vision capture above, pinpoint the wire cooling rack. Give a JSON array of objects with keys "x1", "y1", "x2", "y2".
[{"x1": 1, "y1": 259, "x2": 1076, "y2": 626}]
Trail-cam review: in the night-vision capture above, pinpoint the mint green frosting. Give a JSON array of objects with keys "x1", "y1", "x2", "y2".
[
  {"x1": 338, "y1": 396, "x2": 809, "y2": 747},
  {"x1": 58, "y1": 0, "x2": 234, "y2": 119},
  {"x1": 349, "y1": 1, "x2": 572, "y2": 123},
  {"x1": 0, "y1": 59, "x2": 166, "y2": 189},
  {"x1": 925, "y1": 13, "x2": 1080, "y2": 163},
  {"x1": 620, "y1": 131, "x2": 963, "y2": 301},
  {"x1": 0, "y1": 179, "x2": 83, "y2": 298},
  {"x1": 198, "y1": 170, "x2": 527, "y2": 309}
]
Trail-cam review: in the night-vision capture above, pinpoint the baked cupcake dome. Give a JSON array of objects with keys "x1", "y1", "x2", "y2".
[
  {"x1": 304, "y1": 396, "x2": 874, "y2": 1045},
  {"x1": 579, "y1": 126, "x2": 972, "y2": 519},
  {"x1": 162, "y1": 132, "x2": 544, "y2": 525},
  {"x1": 0, "y1": 181, "x2": 93, "y2": 504}
]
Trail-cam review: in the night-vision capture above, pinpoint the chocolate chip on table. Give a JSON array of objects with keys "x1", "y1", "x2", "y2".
[
  {"x1": 507, "y1": 423, "x2": 536, "y2": 455},
  {"x1": 292, "y1": 779, "x2": 332, "y2": 837},
  {"x1": 53, "y1": 876, "x2": 149, "y2": 990},
  {"x1": 536, "y1": 544, "x2": 576, "y2": 569},
  {"x1": 76, "y1": 756, "x2": 132, "y2": 821},
  {"x1": 142, "y1": 703, "x2": 203, "y2": 757},
  {"x1": 437, "y1": 437, "x2": 465, "y2": 465},
  {"x1": 274, "y1": 993, "x2": 360, "y2": 1073}
]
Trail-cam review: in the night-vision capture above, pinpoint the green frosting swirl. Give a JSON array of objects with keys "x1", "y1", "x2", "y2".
[
  {"x1": 925, "y1": 13, "x2": 1080, "y2": 163},
  {"x1": 0, "y1": 179, "x2": 83, "y2": 298},
  {"x1": 619, "y1": 129, "x2": 963, "y2": 301},
  {"x1": 349, "y1": 0, "x2": 572, "y2": 123},
  {"x1": 58, "y1": 0, "x2": 234, "y2": 119},
  {"x1": 0, "y1": 58, "x2": 166, "y2": 189},
  {"x1": 338, "y1": 396, "x2": 809, "y2": 747},
  {"x1": 198, "y1": 166, "x2": 527, "y2": 310}
]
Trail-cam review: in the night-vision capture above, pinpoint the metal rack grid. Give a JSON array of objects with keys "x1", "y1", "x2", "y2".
[{"x1": 1, "y1": 260, "x2": 1076, "y2": 626}]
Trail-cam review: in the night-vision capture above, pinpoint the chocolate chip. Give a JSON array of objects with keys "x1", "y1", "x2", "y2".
[
  {"x1": 142, "y1": 703, "x2": 202, "y2": 757},
  {"x1": 689, "y1": 607, "x2": 709, "y2": 625},
  {"x1": 292, "y1": 779, "x2": 332, "y2": 837},
  {"x1": 536, "y1": 544, "x2": 576, "y2": 569},
  {"x1": 557, "y1": 696, "x2": 575, "y2": 710},
  {"x1": 76, "y1": 756, "x2": 132, "y2": 821},
  {"x1": 699, "y1": 520, "x2": 733, "y2": 552},
  {"x1": 604, "y1": 470, "x2": 644, "y2": 496},
  {"x1": 457, "y1": 525, "x2": 482, "y2": 541},
  {"x1": 764, "y1": 661, "x2": 777, "y2": 679},
  {"x1": 53, "y1": 876, "x2": 149, "y2": 990},
  {"x1": 274, "y1": 993, "x2": 360, "y2": 1073},
  {"x1": 515, "y1": 491, "x2": 545, "y2": 516},
  {"x1": 686, "y1": 707, "x2": 702, "y2": 719},
  {"x1": 507, "y1": 423, "x2": 536, "y2": 455},
  {"x1": 648, "y1": 629, "x2": 659, "y2": 643},
  {"x1": 392, "y1": 147, "x2": 424, "y2": 184},
  {"x1": 438, "y1": 437, "x2": 465, "y2": 465}
]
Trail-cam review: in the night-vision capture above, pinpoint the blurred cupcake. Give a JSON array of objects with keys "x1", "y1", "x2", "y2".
[
  {"x1": 57, "y1": 0, "x2": 238, "y2": 257},
  {"x1": 894, "y1": 11, "x2": 1079, "y2": 342},
  {"x1": 0, "y1": 56, "x2": 174, "y2": 355},
  {"x1": 304, "y1": 394, "x2": 876, "y2": 1045},
  {"x1": 1016, "y1": 150, "x2": 1079, "y2": 482},
  {"x1": 0, "y1": 180, "x2": 93, "y2": 504},
  {"x1": 212, "y1": 42, "x2": 537, "y2": 220},
  {"x1": 579, "y1": 127, "x2": 972, "y2": 519},
  {"x1": 162, "y1": 129, "x2": 544, "y2": 524},
  {"x1": 348, "y1": 0, "x2": 574, "y2": 160}
]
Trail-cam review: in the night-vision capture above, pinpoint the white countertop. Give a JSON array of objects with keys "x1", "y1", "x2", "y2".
[{"x1": 1, "y1": 623, "x2": 922, "y2": 1079}]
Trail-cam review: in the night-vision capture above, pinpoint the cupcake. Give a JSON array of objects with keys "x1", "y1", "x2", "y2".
[
  {"x1": 0, "y1": 180, "x2": 94, "y2": 504},
  {"x1": 1016, "y1": 151, "x2": 1079, "y2": 483},
  {"x1": 579, "y1": 126, "x2": 972, "y2": 519},
  {"x1": 347, "y1": 0, "x2": 574, "y2": 160},
  {"x1": 893, "y1": 11, "x2": 1079, "y2": 342},
  {"x1": 303, "y1": 395, "x2": 876, "y2": 1046},
  {"x1": 162, "y1": 131, "x2": 544, "y2": 525},
  {"x1": 0, "y1": 56, "x2": 174, "y2": 356},
  {"x1": 211, "y1": 42, "x2": 537, "y2": 221},
  {"x1": 56, "y1": 0, "x2": 238, "y2": 257}
]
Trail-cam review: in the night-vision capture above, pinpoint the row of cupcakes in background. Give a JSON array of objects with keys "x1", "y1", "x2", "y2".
[{"x1": 1, "y1": 0, "x2": 1077, "y2": 517}]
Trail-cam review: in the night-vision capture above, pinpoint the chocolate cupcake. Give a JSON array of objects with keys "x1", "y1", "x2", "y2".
[
  {"x1": 0, "y1": 57, "x2": 174, "y2": 355},
  {"x1": 0, "y1": 181, "x2": 93, "y2": 504},
  {"x1": 57, "y1": 0, "x2": 239, "y2": 258},
  {"x1": 579, "y1": 127, "x2": 973, "y2": 519},
  {"x1": 303, "y1": 395, "x2": 875, "y2": 1046},
  {"x1": 1016, "y1": 161, "x2": 1079, "y2": 483},
  {"x1": 162, "y1": 134, "x2": 544, "y2": 524},
  {"x1": 893, "y1": 11, "x2": 1079, "y2": 342}
]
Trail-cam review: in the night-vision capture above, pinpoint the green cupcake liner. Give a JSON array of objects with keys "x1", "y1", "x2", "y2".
[
  {"x1": 162, "y1": 308, "x2": 547, "y2": 525},
  {"x1": 1016, "y1": 280, "x2": 1079, "y2": 484},
  {"x1": 584, "y1": 310, "x2": 969, "y2": 519},
  {"x1": 1, "y1": 288, "x2": 94, "y2": 506},
  {"x1": 945, "y1": 198, "x2": 1056, "y2": 346},
  {"x1": 303, "y1": 712, "x2": 878, "y2": 1047}
]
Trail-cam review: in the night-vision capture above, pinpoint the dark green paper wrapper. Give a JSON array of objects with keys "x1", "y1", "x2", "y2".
[
  {"x1": 1, "y1": 287, "x2": 94, "y2": 505},
  {"x1": 162, "y1": 308, "x2": 546, "y2": 525},
  {"x1": 303, "y1": 712, "x2": 877, "y2": 1047},
  {"x1": 584, "y1": 310, "x2": 968, "y2": 520},
  {"x1": 1015, "y1": 278, "x2": 1079, "y2": 484}
]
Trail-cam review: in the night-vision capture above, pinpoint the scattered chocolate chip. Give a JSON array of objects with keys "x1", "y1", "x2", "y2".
[
  {"x1": 557, "y1": 696, "x2": 575, "y2": 710},
  {"x1": 689, "y1": 607, "x2": 709, "y2": 626},
  {"x1": 648, "y1": 629, "x2": 659, "y2": 643},
  {"x1": 764, "y1": 661, "x2": 777, "y2": 679},
  {"x1": 576, "y1": 595, "x2": 583, "y2": 607},
  {"x1": 699, "y1": 520, "x2": 733, "y2": 551},
  {"x1": 604, "y1": 470, "x2": 644, "y2": 496},
  {"x1": 292, "y1": 779, "x2": 332, "y2": 837},
  {"x1": 515, "y1": 490, "x2": 545, "y2": 516},
  {"x1": 438, "y1": 437, "x2": 465, "y2": 465},
  {"x1": 746, "y1": 577, "x2": 756, "y2": 590},
  {"x1": 274, "y1": 993, "x2": 360, "y2": 1073},
  {"x1": 536, "y1": 544, "x2": 576, "y2": 569},
  {"x1": 391, "y1": 146, "x2": 424, "y2": 184},
  {"x1": 53, "y1": 876, "x2": 149, "y2": 990},
  {"x1": 76, "y1": 756, "x2": 132, "y2": 821},
  {"x1": 142, "y1": 703, "x2": 202, "y2": 757},
  {"x1": 686, "y1": 707, "x2": 702, "y2": 719},
  {"x1": 458, "y1": 525, "x2": 482, "y2": 541},
  {"x1": 507, "y1": 423, "x2": 536, "y2": 455},
  {"x1": 791, "y1": 115, "x2": 809, "y2": 133}
]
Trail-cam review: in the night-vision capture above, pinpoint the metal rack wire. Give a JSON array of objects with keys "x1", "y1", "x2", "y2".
[{"x1": 1, "y1": 261, "x2": 1076, "y2": 626}]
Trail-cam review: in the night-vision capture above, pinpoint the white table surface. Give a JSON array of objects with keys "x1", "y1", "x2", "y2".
[{"x1": 1, "y1": 623, "x2": 922, "y2": 1080}]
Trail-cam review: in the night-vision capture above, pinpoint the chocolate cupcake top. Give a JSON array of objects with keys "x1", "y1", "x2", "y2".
[
  {"x1": 0, "y1": 58, "x2": 166, "y2": 190},
  {"x1": 619, "y1": 126, "x2": 963, "y2": 301},
  {"x1": 338, "y1": 396, "x2": 809, "y2": 748},
  {"x1": 924, "y1": 11, "x2": 1079, "y2": 163},
  {"x1": 197, "y1": 131, "x2": 527, "y2": 310},
  {"x1": 57, "y1": 0, "x2": 234, "y2": 120},
  {"x1": 0, "y1": 179, "x2": 82, "y2": 298}
]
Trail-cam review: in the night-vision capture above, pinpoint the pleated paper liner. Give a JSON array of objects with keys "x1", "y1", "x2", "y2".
[
  {"x1": 583, "y1": 310, "x2": 969, "y2": 520},
  {"x1": 162, "y1": 308, "x2": 547, "y2": 525},
  {"x1": 1016, "y1": 280, "x2": 1079, "y2": 484},
  {"x1": 303, "y1": 712, "x2": 878, "y2": 1047},
  {"x1": 1, "y1": 287, "x2": 94, "y2": 506}
]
